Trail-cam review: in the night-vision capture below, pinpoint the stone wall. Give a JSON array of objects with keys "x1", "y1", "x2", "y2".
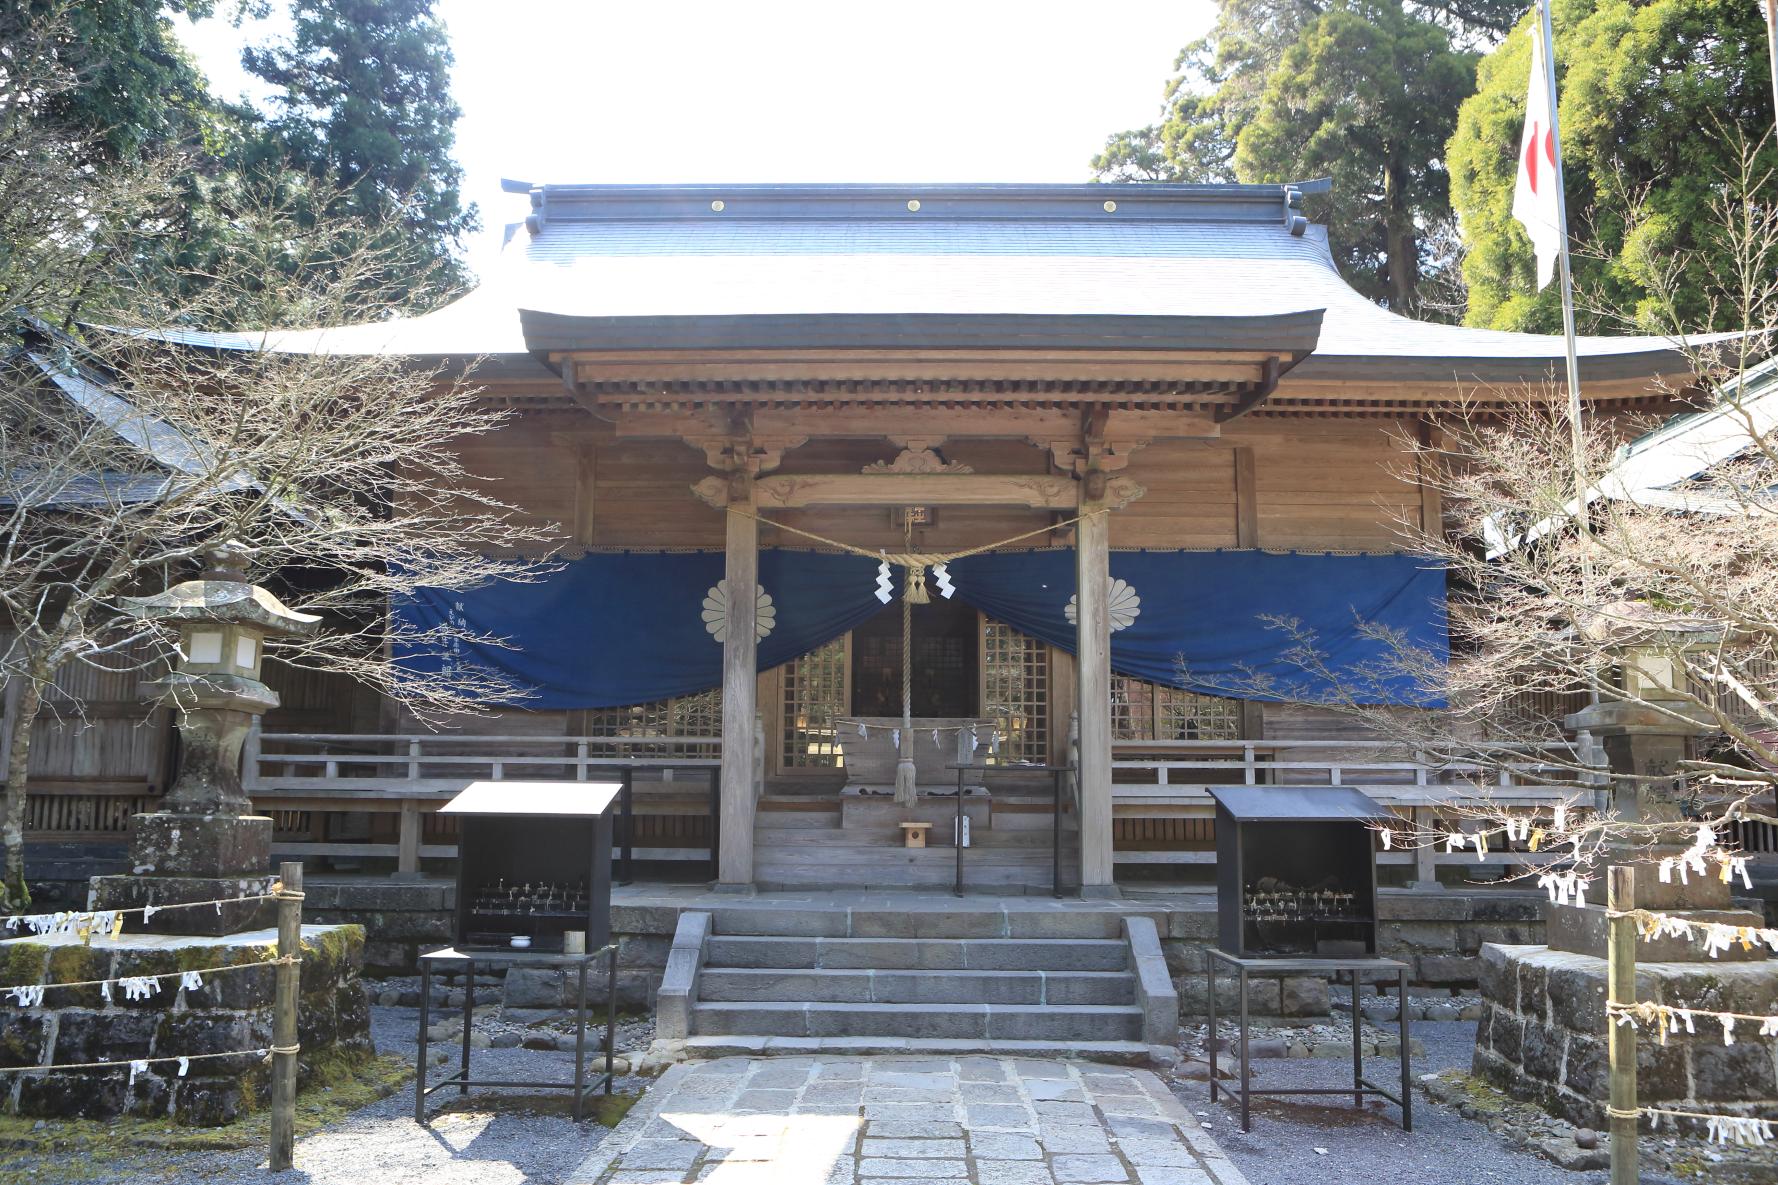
[
  {"x1": 0, "y1": 923, "x2": 371, "y2": 1125},
  {"x1": 305, "y1": 879, "x2": 1548, "y2": 1019},
  {"x1": 1473, "y1": 944, "x2": 1778, "y2": 1128}
]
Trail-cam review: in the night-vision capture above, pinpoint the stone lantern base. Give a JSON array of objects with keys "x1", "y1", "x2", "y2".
[{"x1": 89, "y1": 811, "x2": 277, "y2": 936}]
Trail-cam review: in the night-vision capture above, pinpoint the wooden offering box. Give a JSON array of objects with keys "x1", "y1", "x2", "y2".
[{"x1": 440, "y1": 780, "x2": 619, "y2": 954}]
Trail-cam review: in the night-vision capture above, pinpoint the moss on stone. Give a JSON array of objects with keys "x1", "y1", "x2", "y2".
[
  {"x1": 0, "y1": 943, "x2": 46, "y2": 990},
  {"x1": 0, "y1": 1050, "x2": 408, "y2": 1180}
]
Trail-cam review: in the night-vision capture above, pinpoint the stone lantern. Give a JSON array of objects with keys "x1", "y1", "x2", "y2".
[
  {"x1": 1564, "y1": 599, "x2": 1719, "y2": 822},
  {"x1": 91, "y1": 543, "x2": 320, "y2": 934}
]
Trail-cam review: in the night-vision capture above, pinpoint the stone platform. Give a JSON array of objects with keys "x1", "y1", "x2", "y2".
[
  {"x1": 1474, "y1": 943, "x2": 1778, "y2": 1127},
  {"x1": 0, "y1": 923, "x2": 372, "y2": 1124}
]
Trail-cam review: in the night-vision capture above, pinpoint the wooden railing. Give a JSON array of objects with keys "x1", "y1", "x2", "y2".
[
  {"x1": 1109, "y1": 738, "x2": 1597, "y2": 880},
  {"x1": 245, "y1": 726, "x2": 721, "y2": 875}
]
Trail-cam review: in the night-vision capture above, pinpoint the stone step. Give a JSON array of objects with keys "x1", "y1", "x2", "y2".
[
  {"x1": 706, "y1": 908, "x2": 1132, "y2": 940},
  {"x1": 704, "y1": 935, "x2": 1131, "y2": 971},
  {"x1": 698, "y1": 967, "x2": 1136, "y2": 1005},
  {"x1": 680, "y1": 1034, "x2": 1156, "y2": 1064},
  {"x1": 690, "y1": 1000, "x2": 1145, "y2": 1041}
]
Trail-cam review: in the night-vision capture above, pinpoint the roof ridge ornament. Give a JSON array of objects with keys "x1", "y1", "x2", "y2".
[{"x1": 1282, "y1": 185, "x2": 1308, "y2": 237}]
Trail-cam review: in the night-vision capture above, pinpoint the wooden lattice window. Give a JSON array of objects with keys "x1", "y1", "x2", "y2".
[
  {"x1": 782, "y1": 636, "x2": 849, "y2": 768},
  {"x1": 582, "y1": 690, "x2": 721, "y2": 737},
  {"x1": 1111, "y1": 675, "x2": 1241, "y2": 741},
  {"x1": 982, "y1": 619, "x2": 1049, "y2": 764}
]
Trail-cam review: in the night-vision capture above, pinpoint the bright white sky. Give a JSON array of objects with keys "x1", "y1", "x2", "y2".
[{"x1": 174, "y1": 1, "x2": 1214, "y2": 280}]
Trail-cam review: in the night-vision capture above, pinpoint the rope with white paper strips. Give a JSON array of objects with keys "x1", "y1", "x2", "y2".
[{"x1": 1, "y1": 954, "x2": 298, "y2": 1007}]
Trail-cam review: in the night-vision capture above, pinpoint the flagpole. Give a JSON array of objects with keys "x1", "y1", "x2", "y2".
[{"x1": 1535, "y1": 0, "x2": 1588, "y2": 503}]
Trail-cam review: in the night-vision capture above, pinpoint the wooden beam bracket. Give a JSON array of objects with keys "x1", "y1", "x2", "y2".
[{"x1": 1215, "y1": 356, "x2": 1282, "y2": 423}]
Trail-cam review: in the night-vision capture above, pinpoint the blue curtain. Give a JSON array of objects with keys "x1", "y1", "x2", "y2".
[
  {"x1": 395, "y1": 550, "x2": 887, "y2": 709},
  {"x1": 395, "y1": 548, "x2": 1445, "y2": 709},
  {"x1": 947, "y1": 549, "x2": 1446, "y2": 705}
]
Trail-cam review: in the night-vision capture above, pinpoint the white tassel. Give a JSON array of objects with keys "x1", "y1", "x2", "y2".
[
  {"x1": 128, "y1": 1060, "x2": 148, "y2": 1089},
  {"x1": 874, "y1": 559, "x2": 894, "y2": 605},
  {"x1": 1721, "y1": 1014, "x2": 1736, "y2": 1045},
  {"x1": 7, "y1": 984, "x2": 45, "y2": 1007},
  {"x1": 1659, "y1": 857, "x2": 1674, "y2": 884},
  {"x1": 177, "y1": 1057, "x2": 191, "y2": 1077},
  {"x1": 1381, "y1": 829, "x2": 1393, "y2": 850},
  {"x1": 1446, "y1": 831, "x2": 1462, "y2": 853},
  {"x1": 180, "y1": 971, "x2": 204, "y2": 992},
  {"x1": 932, "y1": 563, "x2": 955, "y2": 599}
]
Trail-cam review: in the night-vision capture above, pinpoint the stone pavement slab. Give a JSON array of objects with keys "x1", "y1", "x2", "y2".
[{"x1": 570, "y1": 1057, "x2": 1246, "y2": 1185}]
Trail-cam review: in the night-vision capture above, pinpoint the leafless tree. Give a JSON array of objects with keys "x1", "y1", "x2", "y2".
[
  {"x1": 1230, "y1": 136, "x2": 1778, "y2": 884},
  {"x1": 0, "y1": 192, "x2": 559, "y2": 907}
]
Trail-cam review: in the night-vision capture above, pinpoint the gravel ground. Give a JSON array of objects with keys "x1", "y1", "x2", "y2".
[
  {"x1": 1166, "y1": 1021, "x2": 1608, "y2": 1185},
  {"x1": 27, "y1": 1005, "x2": 632, "y2": 1185}
]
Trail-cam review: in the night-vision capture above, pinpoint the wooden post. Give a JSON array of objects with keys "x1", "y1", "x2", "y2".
[
  {"x1": 1233, "y1": 446, "x2": 1259, "y2": 548},
  {"x1": 1607, "y1": 864, "x2": 1637, "y2": 1185},
  {"x1": 269, "y1": 860, "x2": 303, "y2": 1172},
  {"x1": 717, "y1": 490, "x2": 759, "y2": 890},
  {"x1": 1075, "y1": 495, "x2": 1115, "y2": 895},
  {"x1": 395, "y1": 800, "x2": 421, "y2": 880}
]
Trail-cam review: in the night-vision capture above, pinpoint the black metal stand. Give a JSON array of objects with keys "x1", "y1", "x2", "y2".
[
  {"x1": 945, "y1": 762, "x2": 1072, "y2": 898},
  {"x1": 1204, "y1": 949, "x2": 1412, "y2": 1133},
  {"x1": 414, "y1": 943, "x2": 618, "y2": 1124}
]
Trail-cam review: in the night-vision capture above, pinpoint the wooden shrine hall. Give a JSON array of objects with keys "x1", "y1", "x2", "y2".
[{"x1": 35, "y1": 181, "x2": 1712, "y2": 896}]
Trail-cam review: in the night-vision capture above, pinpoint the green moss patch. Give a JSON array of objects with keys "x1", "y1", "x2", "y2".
[{"x1": 0, "y1": 1051, "x2": 409, "y2": 1182}]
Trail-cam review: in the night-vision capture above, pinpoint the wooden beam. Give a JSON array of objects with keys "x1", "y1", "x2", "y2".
[
  {"x1": 1215, "y1": 356, "x2": 1281, "y2": 422},
  {"x1": 1233, "y1": 446, "x2": 1259, "y2": 548},
  {"x1": 562, "y1": 349, "x2": 1273, "y2": 386},
  {"x1": 1417, "y1": 417, "x2": 1444, "y2": 537},
  {"x1": 692, "y1": 472, "x2": 1146, "y2": 511},
  {"x1": 613, "y1": 406, "x2": 1221, "y2": 441}
]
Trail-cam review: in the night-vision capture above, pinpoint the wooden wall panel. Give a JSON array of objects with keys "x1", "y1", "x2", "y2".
[
  {"x1": 1235, "y1": 419, "x2": 1420, "y2": 552},
  {"x1": 1114, "y1": 441, "x2": 1237, "y2": 549}
]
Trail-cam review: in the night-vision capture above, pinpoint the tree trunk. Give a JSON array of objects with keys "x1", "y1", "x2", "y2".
[
  {"x1": 1, "y1": 675, "x2": 41, "y2": 908},
  {"x1": 1383, "y1": 159, "x2": 1418, "y2": 313}
]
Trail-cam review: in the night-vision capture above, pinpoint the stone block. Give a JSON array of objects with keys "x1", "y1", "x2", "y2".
[
  {"x1": 1475, "y1": 944, "x2": 1516, "y2": 1010},
  {"x1": 1468, "y1": 896, "x2": 1544, "y2": 923},
  {"x1": 0, "y1": 1012, "x2": 50, "y2": 1067},
  {"x1": 53, "y1": 1009, "x2": 157, "y2": 1064},
  {"x1": 1693, "y1": 1040, "x2": 1778, "y2": 1100},
  {"x1": 126, "y1": 813, "x2": 271, "y2": 878},
  {"x1": 1520, "y1": 1020, "x2": 1562, "y2": 1082},
  {"x1": 18, "y1": 1070, "x2": 127, "y2": 1119},
  {"x1": 1379, "y1": 892, "x2": 1471, "y2": 921},
  {"x1": 298, "y1": 992, "x2": 338, "y2": 1048},
  {"x1": 1280, "y1": 976, "x2": 1330, "y2": 1017},
  {"x1": 186, "y1": 958, "x2": 275, "y2": 1011},
  {"x1": 1175, "y1": 974, "x2": 1279, "y2": 1016},
  {"x1": 1488, "y1": 1007, "x2": 1524, "y2": 1065},
  {"x1": 504, "y1": 967, "x2": 567, "y2": 1009},
  {"x1": 0, "y1": 943, "x2": 47, "y2": 990},
  {"x1": 43, "y1": 944, "x2": 109, "y2": 1009},
  {"x1": 175, "y1": 1075, "x2": 252, "y2": 1127},
  {"x1": 1545, "y1": 962, "x2": 1607, "y2": 1033},
  {"x1": 1415, "y1": 954, "x2": 1478, "y2": 986},
  {"x1": 90, "y1": 873, "x2": 276, "y2": 936}
]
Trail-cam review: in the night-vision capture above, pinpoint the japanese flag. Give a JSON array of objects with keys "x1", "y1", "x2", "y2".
[{"x1": 1512, "y1": 22, "x2": 1563, "y2": 289}]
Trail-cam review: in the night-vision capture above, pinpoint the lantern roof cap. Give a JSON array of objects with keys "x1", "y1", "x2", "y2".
[{"x1": 123, "y1": 543, "x2": 321, "y2": 636}]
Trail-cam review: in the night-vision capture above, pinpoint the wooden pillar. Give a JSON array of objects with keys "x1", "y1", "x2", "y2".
[
  {"x1": 1075, "y1": 491, "x2": 1116, "y2": 896},
  {"x1": 717, "y1": 489, "x2": 759, "y2": 890},
  {"x1": 1233, "y1": 446, "x2": 1259, "y2": 548}
]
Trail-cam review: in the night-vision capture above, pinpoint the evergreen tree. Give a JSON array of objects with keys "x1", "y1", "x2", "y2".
[
  {"x1": 1447, "y1": 0, "x2": 1776, "y2": 332},
  {"x1": 241, "y1": 0, "x2": 476, "y2": 298},
  {"x1": 1093, "y1": 0, "x2": 1503, "y2": 314}
]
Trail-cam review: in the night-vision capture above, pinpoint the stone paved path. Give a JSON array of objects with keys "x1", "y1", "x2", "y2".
[{"x1": 570, "y1": 1057, "x2": 1246, "y2": 1185}]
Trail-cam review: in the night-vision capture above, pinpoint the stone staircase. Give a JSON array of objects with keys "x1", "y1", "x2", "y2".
[{"x1": 656, "y1": 905, "x2": 1177, "y2": 1063}]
